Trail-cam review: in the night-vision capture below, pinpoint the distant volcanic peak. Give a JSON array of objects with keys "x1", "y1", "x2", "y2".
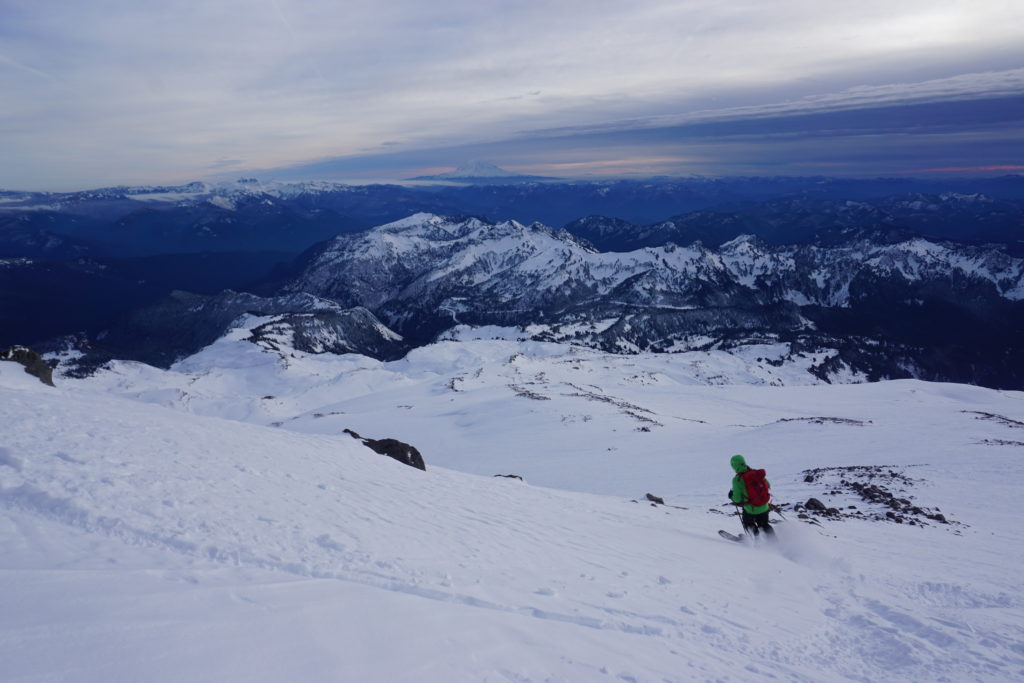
[
  {"x1": 439, "y1": 161, "x2": 522, "y2": 178},
  {"x1": 411, "y1": 160, "x2": 556, "y2": 182}
]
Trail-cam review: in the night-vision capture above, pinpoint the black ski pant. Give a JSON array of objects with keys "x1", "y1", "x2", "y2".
[{"x1": 741, "y1": 510, "x2": 775, "y2": 537}]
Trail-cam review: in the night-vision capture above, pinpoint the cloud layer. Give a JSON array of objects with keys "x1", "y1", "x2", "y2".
[{"x1": 2, "y1": 0, "x2": 1023, "y2": 188}]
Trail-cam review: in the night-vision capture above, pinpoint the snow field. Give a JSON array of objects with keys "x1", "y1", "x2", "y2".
[
  {"x1": 4, "y1": 335, "x2": 1024, "y2": 681},
  {"x1": 1, "y1": 363, "x2": 827, "y2": 681}
]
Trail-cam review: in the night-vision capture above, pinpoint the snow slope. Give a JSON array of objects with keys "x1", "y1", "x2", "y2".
[{"x1": 3, "y1": 338, "x2": 1024, "y2": 681}]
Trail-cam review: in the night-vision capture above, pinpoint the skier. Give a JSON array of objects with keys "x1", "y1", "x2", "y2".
[{"x1": 728, "y1": 454, "x2": 775, "y2": 538}]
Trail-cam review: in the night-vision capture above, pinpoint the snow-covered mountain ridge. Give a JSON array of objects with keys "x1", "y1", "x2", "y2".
[
  {"x1": 287, "y1": 213, "x2": 1024, "y2": 313},
  {"x1": 0, "y1": 180, "x2": 358, "y2": 210},
  {"x1": 6, "y1": 180, "x2": 1024, "y2": 387},
  {"x1": 48, "y1": 289, "x2": 408, "y2": 375},
  {"x1": 269, "y1": 213, "x2": 1024, "y2": 388},
  {"x1": 4, "y1": 178, "x2": 1022, "y2": 266},
  {"x1": 16, "y1": 207, "x2": 1022, "y2": 388}
]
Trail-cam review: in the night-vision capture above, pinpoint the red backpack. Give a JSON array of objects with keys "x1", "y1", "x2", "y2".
[{"x1": 740, "y1": 469, "x2": 771, "y2": 507}]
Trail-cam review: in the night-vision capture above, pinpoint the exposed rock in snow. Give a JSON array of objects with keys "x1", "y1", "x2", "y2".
[
  {"x1": 343, "y1": 428, "x2": 426, "y2": 471},
  {"x1": 1, "y1": 346, "x2": 54, "y2": 386}
]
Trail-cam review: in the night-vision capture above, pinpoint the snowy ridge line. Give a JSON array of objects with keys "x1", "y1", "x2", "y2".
[
  {"x1": 978, "y1": 438, "x2": 1024, "y2": 446},
  {"x1": 275, "y1": 211, "x2": 1024, "y2": 390},
  {"x1": 291, "y1": 214, "x2": 1024, "y2": 310},
  {"x1": 559, "y1": 382, "x2": 664, "y2": 428},
  {"x1": 963, "y1": 409, "x2": 1024, "y2": 429}
]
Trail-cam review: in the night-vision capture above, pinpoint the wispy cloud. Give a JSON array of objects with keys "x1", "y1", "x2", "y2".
[
  {"x1": 524, "y1": 69, "x2": 1024, "y2": 139},
  {"x1": 267, "y1": 93, "x2": 1024, "y2": 181},
  {"x1": 2, "y1": 1, "x2": 1023, "y2": 188},
  {"x1": 0, "y1": 54, "x2": 55, "y2": 81},
  {"x1": 207, "y1": 158, "x2": 244, "y2": 170}
]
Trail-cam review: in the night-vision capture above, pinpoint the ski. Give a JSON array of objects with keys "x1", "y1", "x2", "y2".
[{"x1": 718, "y1": 529, "x2": 745, "y2": 543}]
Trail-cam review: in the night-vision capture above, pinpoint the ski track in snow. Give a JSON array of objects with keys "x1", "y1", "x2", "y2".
[{"x1": 3, "y1": 341, "x2": 1024, "y2": 682}]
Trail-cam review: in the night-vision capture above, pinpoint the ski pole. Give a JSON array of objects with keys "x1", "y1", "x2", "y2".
[{"x1": 735, "y1": 502, "x2": 751, "y2": 537}]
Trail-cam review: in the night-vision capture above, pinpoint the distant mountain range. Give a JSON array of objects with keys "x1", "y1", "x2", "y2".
[
  {"x1": 4, "y1": 174, "x2": 1023, "y2": 259},
  {"x1": 565, "y1": 193, "x2": 1024, "y2": 253},
  {"x1": 4, "y1": 175, "x2": 1024, "y2": 388},
  {"x1": 26, "y1": 211, "x2": 1022, "y2": 389}
]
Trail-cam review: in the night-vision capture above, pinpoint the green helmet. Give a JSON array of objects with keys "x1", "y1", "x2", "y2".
[{"x1": 730, "y1": 454, "x2": 748, "y2": 473}]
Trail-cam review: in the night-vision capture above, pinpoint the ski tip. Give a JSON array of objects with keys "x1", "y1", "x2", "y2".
[{"x1": 718, "y1": 529, "x2": 745, "y2": 542}]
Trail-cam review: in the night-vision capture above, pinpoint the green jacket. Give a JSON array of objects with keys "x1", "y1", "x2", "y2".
[{"x1": 730, "y1": 454, "x2": 771, "y2": 515}]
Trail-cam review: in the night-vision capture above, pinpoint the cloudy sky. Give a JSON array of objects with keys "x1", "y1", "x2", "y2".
[{"x1": 2, "y1": 0, "x2": 1023, "y2": 189}]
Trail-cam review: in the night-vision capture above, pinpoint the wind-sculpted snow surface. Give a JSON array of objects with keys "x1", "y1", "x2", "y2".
[{"x1": 8, "y1": 335, "x2": 1024, "y2": 680}]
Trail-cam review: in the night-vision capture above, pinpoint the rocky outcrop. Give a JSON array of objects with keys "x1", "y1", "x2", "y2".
[
  {"x1": 343, "y1": 429, "x2": 426, "y2": 471},
  {"x1": 1, "y1": 346, "x2": 55, "y2": 386},
  {"x1": 246, "y1": 307, "x2": 406, "y2": 360},
  {"x1": 795, "y1": 465, "x2": 957, "y2": 527}
]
